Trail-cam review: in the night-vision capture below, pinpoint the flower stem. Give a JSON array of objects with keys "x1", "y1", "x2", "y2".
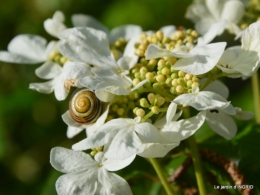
[
  {"x1": 251, "y1": 72, "x2": 260, "y2": 124},
  {"x1": 184, "y1": 108, "x2": 207, "y2": 195},
  {"x1": 149, "y1": 158, "x2": 175, "y2": 195}
]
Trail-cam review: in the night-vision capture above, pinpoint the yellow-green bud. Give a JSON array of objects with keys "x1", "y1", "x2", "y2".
[
  {"x1": 145, "y1": 72, "x2": 154, "y2": 81},
  {"x1": 149, "y1": 59, "x2": 157, "y2": 66},
  {"x1": 90, "y1": 151, "x2": 97, "y2": 156},
  {"x1": 151, "y1": 36, "x2": 158, "y2": 44},
  {"x1": 178, "y1": 70, "x2": 186, "y2": 77},
  {"x1": 171, "y1": 79, "x2": 178, "y2": 87},
  {"x1": 117, "y1": 108, "x2": 125, "y2": 116},
  {"x1": 170, "y1": 87, "x2": 177, "y2": 94},
  {"x1": 111, "y1": 104, "x2": 118, "y2": 112},
  {"x1": 176, "y1": 85, "x2": 185, "y2": 94},
  {"x1": 139, "y1": 33, "x2": 147, "y2": 40},
  {"x1": 133, "y1": 78, "x2": 140, "y2": 86},
  {"x1": 140, "y1": 67, "x2": 148, "y2": 74},
  {"x1": 161, "y1": 67, "x2": 170, "y2": 75},
  {"x1": 49, "y1": 51, "x2": 58, "y2": 60},
  {"x1": 166, "y1": 57, "x2": 177, "y2": 65},
  {"x1": 134, "y1": 42, "x2": 141, "y2": 48},
  {"x1": 136, "y1": 109, "x2": 145, "y2": 117},
  {"x1": 157, "y1": 97, "x2": 165, "y2": 107},
  {"x1": 186, "y1": 80, "x2": 193, "y2": 88},
  {"x1": 153, "y1": 83, "x2": 163, "y2": 90},
  {"x1": 192, "y1": 82, "x2": 200, "y2": 88},
  {"x1": 192, "y1": 76, "x2": 199, "y2": 82},
  {"x1": 158, "y1": 59, "x2": 166, "y2": 66},
  {"x1": 148, "y1": 93, "x2": 155, "y2": 103},
  {"x1": 171, "y1": 72, "x2": 178, "y2": 79},
  {"x1": 191, "y1": 30, "x2": 199, "y2": 38},
  {"x1": 185, "y1": 74, "x2": 193, "y2": 80},
  {"x1": 156, "y1": 30, "x2": 164, "y2": 40},
  {"x1": 60, "y1": 57, "x2": 67, "y2": 64},
  {"x1": 177, "y1": 78, "x2": 185, "y2": 85},
  {"x1": 140, "y1": 98, "x2": 149, "y2": 108},
  {"x1": 151, "y1": 106, "x2": 160, "y2": 114},
  {"x1": 133, "y1": 107, "x2": 139, "y2": 114},
  {"x1": 156, "y1": 75, "x2": 165, "y2": 82},
  {"x1": 165, "y1": 78, "x2": 172, "y2": 85}
]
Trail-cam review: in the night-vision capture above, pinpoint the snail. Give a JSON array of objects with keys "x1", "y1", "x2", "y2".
[{"x1": 69, "y1": 88, "x2": 103, "y2": 124}]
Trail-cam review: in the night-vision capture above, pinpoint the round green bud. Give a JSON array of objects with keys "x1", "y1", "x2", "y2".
[
  {"x1": 133, "y1": 78, "x2": 140, "y2": 86},
  {"x1": 186, "y1": 80, "x2": 193, "y2": 88},
  {"x1": 176, "y1": 85, "x2": 185, "y2": 94},
  {"x1": 165, "y1": 78, "x2": 172, "y2": 85},
  {"x1": 158, "y1": 59, "x2": 166, "y2": 66},
  {"x1": 148, "y1": 93, "x2": 155, "y2": 103},
  {"x1": 111, "y1": 104, "x2": 118, "y2": 112},
  {"x1": 178, "y1": 70, "x2": 186, "y2": 77},
  {"x1": 136, "y1": 109, "x2": 145, "y2": 117},
  {"x1": 153, "y1": 83, "x2": 163, "y2": 90},
  {"x1": 60, "y1": 57, "x2": 67, "y2": 64},
  {"x1": 156, "y1": 30, "x2": 164, "y2": 41},
  {"x1": 170, "y1": 87, "x2": 177, "y2": 94},
  {"x1": 192, "y1": 76, "x2": 199, "y2": 82},
  {"x1": 151, "y1": 106, "x2": 160, "y2": 114},
  {"x1": 133, "y1": 107, "x2": 139, "y2": 114},
  {"x1": 149, "y1": 59, "x2": 157, "y2": 66},
  {"x1": 185, "y1": 73, "x2": 193, "y2": 80},
  {"x1": 191, "y1": 30, "x2": 199, "y2": 38},
  {"x1": 157, "y1": 97, "x2": 165, "y2": 107},
  {"x1": 171, "y1": 79, "x2": 178, "y2": 87},
  {"x1": 140, "y1": 98, "x2": 149, "y2": 108},
  {"x1": 161, "y1": 67, "x2": 170, "y2": 75},
  {"x1": 192, "y1": 82, "x2": 200, "y2": 88},
  {"x1": 151, "y1": 36, "x2": 158, "y2": 44},
  {"x1": 140, "y1": 67, "x2": 148, "y2": 74},
  {"x1": 156, "y1": 75, "x2": 165, "y2": 82},
  {"x1": 134, "y1": 42, "x2": 141, "y2": 49},
  {"x1": 171, "y1": 72, "x2": 178, "y2": 79},
  {"x1": 145, "y1": 72, "x2": 154, "y2": 81},
  {"x1": 162, "y1": 36, "x2": 170, "y2": 44},
  {"x1": 134, "y1": 72, "x2": 141, "y2": 78},
  {"x1": 90, "y1": 151, "x2": 97, "y2": 156},
  {"x1": 129, "y1": 101, "x2": 136, "y2": 109},
  {"x1": 117, "y1": 108, "x2": 125, "y2": 116}
]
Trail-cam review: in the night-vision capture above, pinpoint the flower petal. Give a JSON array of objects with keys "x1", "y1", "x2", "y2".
[
  {"x1": 66, "y1": 126, "x2": 84, "y2": 139},
  {"x1": 50, "y1": 147, "x2": 97, "y2": 173},
  {"x1": 29, "y1": 80, "x2": 55, "y2": 94},
  {"x1": 35, "y1": 61, "x2": 62, "y2": 79},
  {"x1": 56, "y1": 170, "x2": 97, "y2": 195},
  {"x1": 109, "y1": 25, "x2": 142, "y2": 43},
  {"x1": 59, "y1": 27, "x2": 117, "y2": 68},
  {"x1": 103, "y1": 154, "x2": 136, "y2": 171}
]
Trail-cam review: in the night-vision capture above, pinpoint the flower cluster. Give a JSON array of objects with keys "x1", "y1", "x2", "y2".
[{"x1": 0, "y1": 2, "x2": 258, "y2": 194}]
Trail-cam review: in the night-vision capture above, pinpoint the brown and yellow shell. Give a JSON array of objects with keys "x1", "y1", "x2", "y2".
[{"x1": 69, "y1": 88, "x2": 103, "y2": 124}]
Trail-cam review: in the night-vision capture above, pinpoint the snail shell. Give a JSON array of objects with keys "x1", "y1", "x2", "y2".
[{"x1": 69, "y1": 88, "x2": 103, "y2": 124}]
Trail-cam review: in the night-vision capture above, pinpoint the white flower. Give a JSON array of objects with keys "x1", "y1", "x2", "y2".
[
  {"x1": 138, "y1": 102, "x2": 206, "y2": 158},
  {"x1": 146, "y1": 21, "x2": 227, "y2": 75},
  {"x1": 50, "y1": 147, "x2": 134, "y2": 195},
  {"x1": 29, "y1": 61, "x2": 91, "y2": 100},
  {"x1": 59, "y1": 27, "x2": 146, "y2": 95},
  {"x1": 173, "y1": 86, "x2": 231, "y2": 111},
  {"x1": 218, "y1": 21, "x2": 260, "y2": 77},
  {"x1": 0, "y1": 34, "x2": 55, "y2": 64},
  {"x1": 71, "y1": 14, "x2": 142, "y2": 44},
  {"x1": 72, "y1": 117, "x2": 160, "y2": 160},
  {"x1": 186, "y1": 0, "x2": 245, "y2": 35},
  {"x1": 44, "y1": 11, "x2": 67, "y2": 38}
]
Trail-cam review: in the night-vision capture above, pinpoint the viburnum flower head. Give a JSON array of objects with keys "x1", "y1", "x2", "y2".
[{"x1": 50, "y1": 147, "x2": 134, "y2": 195}]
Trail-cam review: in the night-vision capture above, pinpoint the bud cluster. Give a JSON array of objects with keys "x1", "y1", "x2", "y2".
[{"x1": 48, "y1": 51, "x2": 68, "y2": 65}]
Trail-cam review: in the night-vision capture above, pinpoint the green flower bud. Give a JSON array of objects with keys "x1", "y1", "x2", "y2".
[
  {"x1": 151, "y1": 106, "x2": 160, "y2": 114},
  {"x1": 111, "y1": 104, "x2": 118, "y2": 112},
  {"x1": 133, "y1": 78, "x2": 140, "y2": 86},
  {"x1": 171, "y1": 79, "x2": 178, "y2": 87},
  {"x1": 145, "y1": 72, "x2": 154, "y2": 81},
  {"x1": 165, "y1": 78, "x2": 172, "y2": 85},
  {"x1": 117, "y1": 108, "x2": 125, "y2": 116},
  {"x1": 178, "y1": 70, "x2": 186, "y2": 77},
  {"x1": 140, "y1": 98, "x2": 149, "y2": 108},
  {"x1": 161, "y1": 67, "x2": 170, "y2": 75},
  {"x1": 156, "y1": 30, "x2": 164, "y2": 41},
  {"x1": 176, "y1": 85, "x2": 185, "y2": 94},
  {"x1": 170, "y1": 87, "x2": 177, "y2": 94},
  {"x1": 186, "y1": 80, "x2": 193, "y2": 88},
  {"x1": 158, "y1": 59, "x2": 166, "y2": 66},
  {"x1": 136, "y1": 109, "x2": 145, "y2": 117},
  {"x1": 171, "y1": 72, "x2": 178, "y2": 79},
  {"x1": 157, "y1": 96, "x2": 165, "y2": 107},
  {"x1": 156, "y1": 75, "x2": 165, "y2": 82},
  {"x1": 140, "y1": 67, "x2": 148, "y2": 74},
  {"x1": 148, "y1": 93, "x2": 155, "y2": 103},
  {"x1": 185, "y1": 73, "x2": 193, "y2": 80}
]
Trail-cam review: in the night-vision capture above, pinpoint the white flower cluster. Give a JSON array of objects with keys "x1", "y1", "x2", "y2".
[{"x1": 0, "y1": 6, "x2": 257, "y2": 195}]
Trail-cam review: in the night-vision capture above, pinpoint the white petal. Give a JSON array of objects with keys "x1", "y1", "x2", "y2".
[
  {"x1": 0, "y1": 51, "x2": 42, "y2": 64},
  {"x1": 206, "y1": 110, "x2": 237, "y2": 140},
  {"x1": 59, "y1": 27, "x2": 117, "y2": 68},
  {"x1": 137, "y1": 142, "x2": 179, "y2": 158},
  {"x1": 234, "y1": 107, "x2": 254, "y2": 120},
  {"x1": 202, "y1": 79, "x2": 229, "y2": 99},
  {"x1": 71, "y1": 14, "x2": 109, "y2": 34},
  {"x1": 117, "y1": 56, "x2": 137, "y2": 72},
  {"x1": 62, "y1": 110, "x2": 90, "y2": 129},
  {"x1": 29, "y1": 80, "x2": 55, "y2": 94},
  {"x1": 160, "y1": 25, "x2": 176, "y2": 37},
  {"x1": 8, "y1": 34, "x2": 47, "y2": 60},
  {"x1": 44, "y1": 18, "x2": 67, "y2": 38},
  {"x1": 95, "y1": 90, "x2": 115, "y2": 102},
  {"x1": 50, "y1": 147, "x2": 97, "y2": 173},
  {"x1": 56, "y1": 170, "x2": 97, "y2": 195},
  {"x1": 194, "y1": 18, "x2": 218, "y2": 36},
  {"x1": 172, "y1": 42, "x2": 226, "y2": 75},
  {"x1": 166, "y1": 102, "x2": 177, "y2": 124},
  {"x1": 134, "y1": 123, "x2": 160, "y2": 143},
  {"x1": 105, "y1": 128, "x2": 142, "y2": 159},
  {"x1": 145, "y1": 44, "x2": 195, "y2": 60},
  {"x1": 197, "y1": 21, "x2": 226, "y2": 46},
  {"x1": 162, "y1": 111, "x2": 206, "y2": 142},
  {"x1": 97, "y1": 169, "x2": 133, "y2": 195},
  {"x1": 103, "y1": 154, "x2": 136, "y2": 171},
  {"x1": 66, "y1": 126, "x2": 84, "y2": 139},
  {"x1": 205, "y1": 0, "x2": 222, "y2": 21},
  {"x1": 109, "y1": 25, "x2": 142, "y2": 43},
  {"x1": 242, "y1": 21, "x2": 260, "y2": 52},
  {"x1": 173, "y1": 91, "x2": 230, "y2": 110},
  {"x1": 221, "y1": 1, "x2": 245, "y2": 24},
  {"x1": 53, "y1": 11, "x2": 65, "y2": 22},
  {"x1": 35, "y1": 61, "x2": 62, "y2": 79}
]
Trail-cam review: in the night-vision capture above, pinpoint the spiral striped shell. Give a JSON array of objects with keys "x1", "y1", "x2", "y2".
[{"x1": 69, "y1": 88, "x2": 103, "y2": 124}]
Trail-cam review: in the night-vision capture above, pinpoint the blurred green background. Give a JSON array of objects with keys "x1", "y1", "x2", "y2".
[{"x1": 0, "y1": 0, "x2": 259, "y2": 194}]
